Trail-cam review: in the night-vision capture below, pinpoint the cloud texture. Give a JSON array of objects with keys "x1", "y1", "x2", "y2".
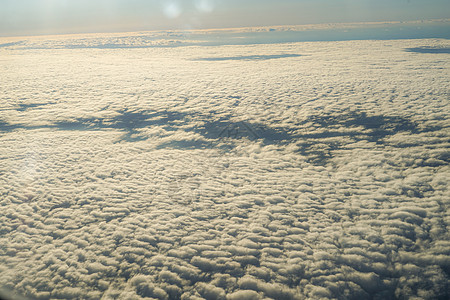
[{"x1": 0, "y1": 33, "x2": 449, "y2": 299}]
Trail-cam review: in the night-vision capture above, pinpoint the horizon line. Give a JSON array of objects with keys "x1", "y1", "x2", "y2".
[{"x1": 1, "y1": 18, "x2": 449, "y2": 40}]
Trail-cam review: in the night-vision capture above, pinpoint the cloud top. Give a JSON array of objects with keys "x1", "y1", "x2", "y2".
[{"x1": 0, "y1": 36, "x2": 449, "y2": 299}]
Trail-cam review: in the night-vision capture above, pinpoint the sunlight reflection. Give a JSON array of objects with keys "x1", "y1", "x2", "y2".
[
  {"x1": 195, "y1": 0, "x2": 214, "y2": 13},
  {"x1": 163, "y1": 1, "x2": 182, "y2": 19}
]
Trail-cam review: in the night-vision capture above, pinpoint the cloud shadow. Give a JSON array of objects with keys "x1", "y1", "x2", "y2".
[
  {"x1": 405, "y1": 47, "x2": 450, "y2": 54},
  {"x1": 194, "y1": 54, "x2": 302, "y2": 61},
  {"x1": 199, "y1": 119, "x2": 292, "y2": 143},
  {"x1": 2, "y1": 107, "x2": 445, "y2": 167},
  {"x1": 54, "y1": 109, "x2": 191, "y2": 142},
  {"x1": 292, "y1": 111, "x2": 433, "y2": 165},
  {"x1": 0, "y1": 41, "x2": 23, "y2": 48},
  {"x1": 16, "y1": 103, "x2": 55, "y2": 112}
]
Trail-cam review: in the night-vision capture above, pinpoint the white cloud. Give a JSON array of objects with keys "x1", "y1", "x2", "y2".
[{"x1": 0, "y1": 33, "x2": 449, "y2": 300}]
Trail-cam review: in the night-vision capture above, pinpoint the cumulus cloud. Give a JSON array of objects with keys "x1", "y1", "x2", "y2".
[{"x1": 0, "y1": 30, "x2": 449, "y2": 300}]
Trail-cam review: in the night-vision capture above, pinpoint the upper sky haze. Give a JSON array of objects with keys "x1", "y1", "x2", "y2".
[{"x1": 1, "y1": 0, "x2": 450, "y2": 36}]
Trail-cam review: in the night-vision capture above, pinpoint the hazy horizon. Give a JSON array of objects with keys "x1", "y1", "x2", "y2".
[{"x1": 1, "y1": 19, "x2": 449, "y2": 49}]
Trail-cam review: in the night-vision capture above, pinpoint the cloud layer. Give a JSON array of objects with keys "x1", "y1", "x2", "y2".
[{"x1": 0, "y1": 34, "x2": 449, "y2": 299}]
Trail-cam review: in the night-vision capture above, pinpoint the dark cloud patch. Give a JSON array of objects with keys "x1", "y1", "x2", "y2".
[
  {"x1": 155, "y1": 140, "x2": 213, "y2": 150},
  {"x1": 3, "y1": 107, "x2": 295, "y2": 147},
  {"x1": 53, "y1": 110, "x2": 294, "y2": 145},
  {"x1": 199, "y1": 120, "x2": 292, "y2": 143},
  {"x1": 1, "y1": 109, "x2": 191, "y2": 141},
  {"x1": 299, "y1": 111, "x2": 419, "y2": 142},
  {"x1": 295, "y1": 141, "x2": 337, "y2": 166},
  {"x1": 16, "y1": 103, "x2": 55, "y2": 112},
  {"x1": 55, "y1": 109, "x2": 189, "y2": 133},
  {"x1": 405, "y1": 46, "x2": 450, "y2": 54},
  {"x1": 0, "y1": 120, "x2": 18, "y2": 132},
  {"x1": 293, "y1": 111, "x2": 434, "y2": 165},
  {"x1": 194, "y1": 54, "x2": 302, "y2": 61},
  {"x1": 3, "y1": 108, "x2": 441, "y2": 163}
]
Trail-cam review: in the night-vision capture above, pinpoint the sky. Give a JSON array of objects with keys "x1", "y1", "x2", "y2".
[{"x1": 1, "y1": 0, "x2": 450, "y2": 36}]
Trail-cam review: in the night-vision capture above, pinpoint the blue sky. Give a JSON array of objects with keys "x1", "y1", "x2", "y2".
[{"x1": 1, "y1": 0, "x2": 449, "y2": 36}]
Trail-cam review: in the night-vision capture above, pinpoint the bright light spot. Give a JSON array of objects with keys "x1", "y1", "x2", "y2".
[
  {"x1": 163, "y1": 1, "x2": 182, "y2": 19},
  {"x1": 195, "y1": 0, "x2": 214, "y2": 13}
]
